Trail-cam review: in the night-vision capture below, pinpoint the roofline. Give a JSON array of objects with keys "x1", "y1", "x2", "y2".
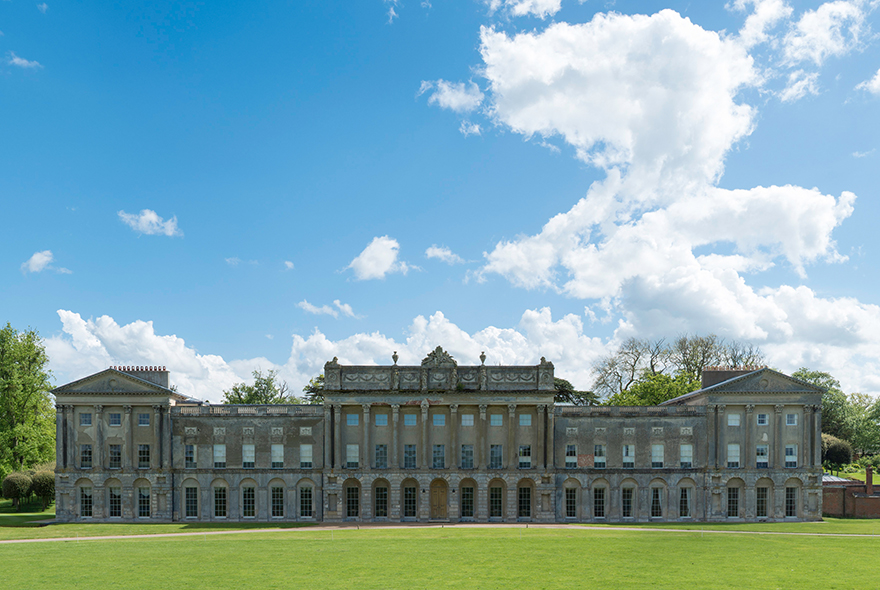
[
  {"x1": 52, "y1": 368, "x2": 187, "y2": 401},
  {"x1": 660, "y1": 367, "x2": 826, "y2": 405}
]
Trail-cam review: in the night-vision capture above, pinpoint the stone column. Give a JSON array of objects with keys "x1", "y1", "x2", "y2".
[
  {"x1": 124, "y1": 405, "x2": 133, "y2": 470},
  {"x1": 775, "y1": 404, "x2": 784, "y2": 468},
  {"x1": 708, "y1": 404, "x2": 717, "y2": 469},
  {"x1": 813, "y1": 405, "x2": 823, "y2": 467},
  {"x1": 391, "y1": 404, "x2": 400, "y2": 468},
  {"x1": 745, "y1": 404, "x2": 754, "y2": 469},
  {"x1": 163, "y1": 405, "x2": 172, "y2": 469},
  {"x1": 323, "y1": 405, "x2": 332, "y2": 469},
  {"x1": 537, "y1": 405, "x2": 546, "y2": 471},
  {"x1": 420, "y1": 400, "x2": 429, "y2": 469},
  {"x1": 718, "y1": 405, "x2": 726, "y2": 467},
  {"x1": 362, "y1": 403, "x2": 371, "y2": 471},
  {"x1": 450, "y1": 404, "x2": 459, "y2": 469},
  {"x1": 66, "y1": 405, "x2": 75, "y2": 468},
  {"x1": 94, "y1": 405, "x2": 104, "y2": 470},
  {"x1": 478, "y1": 404, "x2": 487, "y2": 469},
  {"x1": 507, "y1": 404, "x2": 517, "y2": 468},
  {"x1": 333, "y1": 405, "x2": 342, "y2": 469},
  {"x1": 547, "y1": 407, "x2": 555, "y2": 469},
  {"x1": 56, "y1": 405, "x2": 65, "y2": 469},
  {"x1": 152, "y1": 405, "x2": 162, "y2": 469}
]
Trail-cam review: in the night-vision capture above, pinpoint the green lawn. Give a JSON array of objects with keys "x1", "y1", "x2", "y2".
[
  {"x1": 585, "y1": 517, "x2": 880, "y2": 535},
  {"x1": 2, "y1": 527, "x2": 878, "y2": 590}
]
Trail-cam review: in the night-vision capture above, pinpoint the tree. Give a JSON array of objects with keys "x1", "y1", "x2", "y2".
[
  {"x1": 846, "y1": 393, "x2": 880, "y2": 455},
  {"x1": 30, "y1": 470, "x2": 55, "y2": 510},
  {"x1": 553, "y1": 378, "x2": 599, "y2": 406},
  {"x1": 606, "y1": 371, "x2": 701, "y2": 406},
  {"x1": 0, "y1": 324, "x2": 55, "y2": 482},
  {"x1": 791, "y1": 368, "x2": 851, "y2": 441},
  {"x1": 222, "y1": 369, "x2": 292, "y2": 405},
  {"x1": 592, "y1": 334, "x2": 764, "y2": 400},
  {"x1": 302, "y1": 374, "x2": 325, "y2": 404},
  {"x1": 822, "y1": 434, "x2": 853, "y2": 474},
  {"x1": 2, "y1": 472, "x2": 33, "y2": 510}
]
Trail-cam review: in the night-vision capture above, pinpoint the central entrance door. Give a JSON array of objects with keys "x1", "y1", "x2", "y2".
[{"x1": 430, "y1": 479, "x2": 448, "y2": 520}]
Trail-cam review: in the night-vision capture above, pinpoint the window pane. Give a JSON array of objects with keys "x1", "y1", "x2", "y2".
[
  {"x1": 519, "y1": 414, "x2": 531, "y2": 427},
  {"x1": 594, "y1": 488, "x2": 605, "y2": 518},
  {"x1": 213, "y1": 444, "x2": 226, "y2": 469},
  {"x1": 461, "y1": 414, "x2": 474, "y2": 427},
  {"x1": 375, "y1": 414, "x2": 388, "y2": 426},
  {"x1": 185, "y1": 487, "x2": 199, "y2": 518},
  {"x1": 490, "y1": 414, "x2": 502, "y2": 426},
  {"x1": 347, "y1": 414, "x2": 358, "y2": 426},
  {"x1": 461, "y1": 487, "x2": 474, "y2": 518},
  {"x1": 242, "y1": 487, "x2": 255, "y2": 517},
  {"x1": 403, "y1": 414, "x2": 416, "y2": 426},
  {"x1": 271, "y1": 444, "x2": 284, "y2": 468},
  {"x1": 433, "y1": 444, "x2": 445, "y2": 469},
  {"x1": 346, "y1": 444, "x2": 359, "y2": 469},
  {"x1": 375, "y1": 487, "x2": 388, "y2": 517},
  {"x1": 433, "y1": 414, "x2": 445, "y2": 426},
  {"x1": 300, "y1": 444, "x2": 313, "y2": 468},
  {"x1": 518, "y1": 487, "x2": 531, "y2": 518},
  {"x1": 242, "y1": 444, "x2": 255, "y2": 469},
  {"x1": 404, "y1": 445, "x2": 417, "y2": 469},
  {"x1": 273, "y1": 486, "x2": 285, "y2": 518}
]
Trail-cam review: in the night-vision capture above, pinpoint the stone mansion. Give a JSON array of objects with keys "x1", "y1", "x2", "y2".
[{"x1": 52, "y1": 347, "x2": 825, "y2": 524}]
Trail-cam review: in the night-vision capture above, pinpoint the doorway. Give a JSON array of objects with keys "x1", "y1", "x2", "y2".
[{"x1": 430, "y1": 479, "x2": 448, "y2": 520}]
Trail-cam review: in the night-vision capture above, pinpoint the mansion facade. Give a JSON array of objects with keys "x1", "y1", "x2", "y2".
[{"x1": 53, "y1": 347, "x2": 825, "y2": 524}]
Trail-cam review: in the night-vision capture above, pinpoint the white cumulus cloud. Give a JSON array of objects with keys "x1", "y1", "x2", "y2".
[
  {"x1": 118, "y1": 209, "x2": 183, "y2": 237},
  {"x1": 856, "y1": 67, "x2": 880, "y2": 94},
  {"x1": 347, "y1": 236, "x2": 412, "y2": 280},
  {"x1": 284, "y1": 260, "x2": 295, "y2": 270},
  {"x1": 21, "y1": 250, "x2": 54, "y2": 273},
  {"x1": 781, "y1": 0, "x2": 866, "y2": 66},
  {"x1": 733, "y1": 0, "x2": 793, "y2": 49},
  {"x1": 779, "y1": 69, "x2": 821, "y2": 102},
  {"x1": 419, "y1": 80, "x2": 484, "y2": 114},
  {"x1": 485, "y1": 0, "x2": 562, "y2": 19},
  {"x1": 7, "y1": 52, "x2": 42, "y2": 69},
  {"x1": 426, "y1": 245, "x2": 466, "y2": 264}
]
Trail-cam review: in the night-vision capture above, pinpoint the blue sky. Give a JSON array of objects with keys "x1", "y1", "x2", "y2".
[{"x1": 3, "y1": 0, "x2": 879, "y2": 401}]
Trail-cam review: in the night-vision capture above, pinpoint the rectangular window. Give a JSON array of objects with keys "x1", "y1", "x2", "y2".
[
  {"x1": 518, "y1": 487, "x2": 531, "y2": 518},
  {"x1": 346, "y1": 486, "x2": 359, "y2": 518},
  {"x1": 433, "y1": 414, "x2": 445, "y2": 426},
  {"x1": 461, "y1": 486, "x2": 475, "y2": 518},
  {"x1": 519, "y1": 414, "x2": 531, "y2": 427},
  {"x1": 622, "y1": 445, "x2": 634, "y2": 468},
  {"x1": 404, "y1": 487, "x2": 417, "y2": 518},
  {"x1": 757, "y1": 413, "x2": 768, "y2": 426},
  {"x1": 785, "y1": 445, "x2": 798, "y2": 468},
  {"x1": 300, "y1": 444, "x2": 313, "y2": 469},
  {"x1": 756, "y1": 444, "x2": 769, "y2": 468},
  {"x1": 272, "y1": 486, "x2": 285, "y2": 518},
  {"x1": 375, "y1": 444, "x2": 388, "y2": 469},
  {"x1": 185, "y1": 487, "x2": 198, "y2": 518},
  {"x1": 80, "y1": 487, "x2": 92, "y2": 518},
  {"x1": 461, "y1": 414, "x2": 474, "y2": 426},
  {"x1": 518, "y1": 445, "x2": 531, "y2": 469},
  {"x1": 404, "y1": 444, "x2": 417, "y2": 469},
  {"x1": 594, "y1": 444, "x2": 606, "y2": 469},
  {"x1": 786, "y1": 413, "x2": 798, "y2": 426},
  {"x1": 679, "y1": 487, "x2": 690, "y2": 518},
  {"x1": 727, "y1": 443, "x2": 740, "y2": 469},
  {"x1": 242, "y1": 443, "x2": 255, "y2": 469},
  {"x1": 271, "y1": 444, "x2": 284, "y2": 469},
  {"x1": 787, "y1": 487, "x2": 798, "y2": 516},
  {"x1": 594, "y1": 487, "x2": 606, "y2": 519},
  {"x1": 184, "y1": 444, "x2": 196, "y2": 469},
  {"x1": 680, "y1": 444, "x2": 693, "y2": 469},
  {"x1": 622, "y1": 488, "x2": 633, "y2": 518},
  {"x1": 346, "y1": 413, "x2": 358, "y2": 426},
  {"x1": 138, "y1": 487, "x2": 150, "y2": 518},
  {"x1": 375, "y1": 413, "x2": 388, "y2": 426},
  {"x1": 756, "y1": 486, "x2": 768, "y2": 518},
  {"x1": 489, "y1": 487, "x2": 503, "y2": 518},
  {"x1": 565, "y1": 444, "x2": 577, "y2": 469},
  {"x1": 490, "y1": 444, "x2": 503, "y2": 469},
  {"x1": 433, "y1": 444, "x2": 445, "y2": 469},
  {"x1": 727, "y1": 413, "x2": 741, "y2": 427},
  {"x1": 80, "y1": 413, "x2": 92, "y2": 426},
  {"x1": 346, "y1": 444, "x2": 359, "y2": 469},
  {"x1": 81, "y1": 444, "x2": 92, "y2": 469},
  {"x1": 651, "y1": 444, "x2": 664, "y2": 468},
  {"x1": 375, "y1": 486, "x2": 388, "y2": 517},
  {"x1": 727, "y1": 487, "x2": 739, "y2": 518},
  {"x1": 490, "y1": 414, "x2": 502, "y2": 427},
  {"x1": 461, "y1": 444, "x2": 474, "y2": 469},
  {"x1": 403, "y1": 414, "x2": 417, "y2": 426},
  {"x1": 651, "y1": 488, "x2": 663, "y2": 518},
  {"x1": 213, "y1": 444, "x2": 226, "y2": 469},
  {"x1": 138, "y1": 444, "x2": 150, "y2": 469},
  {"x1": 214, "y1": 487, "x2": 227, "y2": 518},
  {"x1": 109, "y1": 413, "x2": 121, "y2": 427},
  {"x1": 565, "y1": 488, "x2": 577, "y2": 519},
  {"x1": 109, "y1": 487, "x2": 122, "y2": 518},
  {"x1": 242, "y1": 487, "x2": 255, "y2": 518},
  {"x1": 138, "y1": 413, "x2": 150, "y2": 426}
]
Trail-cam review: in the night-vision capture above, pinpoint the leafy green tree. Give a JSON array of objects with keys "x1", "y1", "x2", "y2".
[
  {"x1": 0, "y1": 324, "x2": 55, "y2": 482},
  {"x1": 222, "y1": 369, "x2": 292, "y2": 404},
  {"x1": 553, "y1": 378, "x2": 599, "y2": 405},
  {"x1": 2, "y1": 472, "x2": 33, "y2": 510},
  {"x1": 30, "y1": 470, "x2": 55, "y2": 510},
  {"x1": 846, "y1": 393, "x2": 880, "y2": 455},
  {"x1": 606, "y1": 371, "x2": 701, "y2": 406},
  {"x1": 302, "y1": 374, "x2": 325, "y2": 404},
  {"x1": 791, "y1": 368, "x2": 852, "y2": 441},
  {"x1": 822, "y1": 434, "x2": 853, "y2": 474}
]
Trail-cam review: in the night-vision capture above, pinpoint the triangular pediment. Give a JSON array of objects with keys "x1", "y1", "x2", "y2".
[
  {"x1": 704, "y1": 368, "x2": 825, "y2": 395},
  {"x1": 52, "y1": 369, "x2": 178, "y2": 397}
]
